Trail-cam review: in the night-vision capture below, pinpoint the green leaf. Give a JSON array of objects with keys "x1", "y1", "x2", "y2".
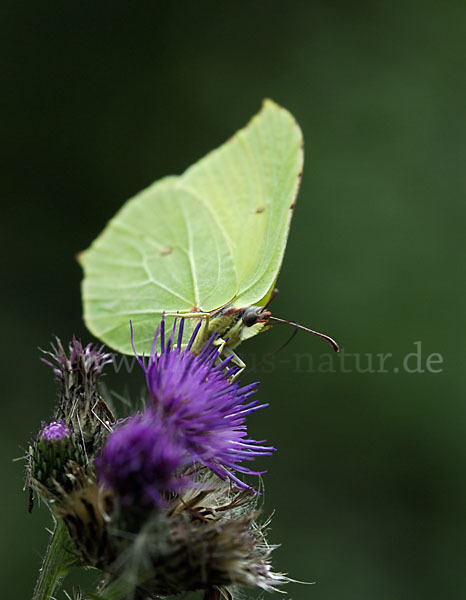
[{"x1": 80, "y1": 99, "x2": 303, "y2": 354}]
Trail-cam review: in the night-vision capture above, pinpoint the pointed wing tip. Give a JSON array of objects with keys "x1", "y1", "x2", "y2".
[
  {"x1": 76, "y1": 249, "x2": 86, "y2": 266},
  {"x1": 260, "y1": 98, "x2": 304, "y2": 149},
  {"x1": 262, "y1": 97, "x2": 278, "y2": 109},
  {"x1": 261, "y1": 98, "x2": 293, "y2": 120}
]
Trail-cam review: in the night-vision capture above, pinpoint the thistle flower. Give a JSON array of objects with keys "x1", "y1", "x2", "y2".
[
  {"x1": 40, "y1": 420, "x2": 70, "y2": 442},
  {"x1": 41, "y1": 337, "x2": 115, "y2": 449},
  {"x1": 133, "y1": 318, "x2": 275, "y2": 489},
  {"x1": 96, "y1": 412, "x2": 187, "y2": 509}
]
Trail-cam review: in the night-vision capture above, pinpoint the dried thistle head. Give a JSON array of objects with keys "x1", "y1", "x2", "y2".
[
  {"x1": 103, "y1": 472, "x2": 288, "y2": 598},
  {"x1": 149, "y1": 509, "x2": 286, "y2": 594},
  {"x1": 41, "y1": 337, "x2": 115, "y2": 450},
  {"x1": 163, "y1": 476, "x2": 287, "y2": 595},
  {"x1": 53, "y1": 462, "x2": 115, "y2": 568}
]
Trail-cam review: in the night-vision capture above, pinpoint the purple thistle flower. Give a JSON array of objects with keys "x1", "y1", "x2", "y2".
[
  {"x1": 96, "y1": 412, "x2": 187, "y2": 508},
  {"x1": 132, "y1": 318, "x2": 275, "y2": 489},
  {"x1": 40, "y1": 420, "x2": 70, "y2": 442}
]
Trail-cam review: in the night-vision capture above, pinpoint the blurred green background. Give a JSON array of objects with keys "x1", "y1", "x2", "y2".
[{"x1": 2, "y1": 1, "x2": 465, "y2": 598}]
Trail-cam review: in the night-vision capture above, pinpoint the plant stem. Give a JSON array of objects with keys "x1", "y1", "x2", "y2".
[{"x1": 33, "y1": 516, "x2": 76, "y2": 600}]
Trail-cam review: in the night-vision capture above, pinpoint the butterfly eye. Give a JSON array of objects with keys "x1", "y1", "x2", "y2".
[{"x1": 242, "y1": 307, "x2": 262, "y2": 327}]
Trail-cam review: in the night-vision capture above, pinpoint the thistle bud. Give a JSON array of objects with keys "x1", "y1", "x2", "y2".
[{"x1": 28, "y1": 420, "x2": 87, "y2": 501}]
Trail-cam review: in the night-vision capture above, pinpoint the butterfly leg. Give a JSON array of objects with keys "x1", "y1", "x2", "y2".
[
  {"x1": 214, "y1": 339, "x2": 246, "y2": 381},
  {"x1": 163, "y1": 312, "x2": 211, "y2": 352}
]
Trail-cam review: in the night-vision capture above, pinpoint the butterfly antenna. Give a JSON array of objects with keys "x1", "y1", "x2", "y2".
[
  {"x1": 250, "y1": 323, "x2": 299, "y2": 373},
  {"x1": 268, "y1": 316, "x2": 340, "y2": 353}
]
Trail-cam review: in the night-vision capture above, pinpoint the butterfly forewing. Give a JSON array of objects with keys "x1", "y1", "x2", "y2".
[{"x1": 80, "y1": 100, "x2": 303, "y2": 354}]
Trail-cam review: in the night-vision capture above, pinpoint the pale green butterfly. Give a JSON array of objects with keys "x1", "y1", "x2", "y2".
[{"x1": 79, "y1": 99, "x2": 338, "y2": 364}]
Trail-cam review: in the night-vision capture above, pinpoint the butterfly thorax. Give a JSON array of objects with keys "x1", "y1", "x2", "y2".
[{"x1": 192, "y1": 305, "x2": 272, "y2": 354}]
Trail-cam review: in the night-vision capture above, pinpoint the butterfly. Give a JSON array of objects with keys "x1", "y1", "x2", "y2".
[{"x1": 79, "y1": 99, "x2": 338, "y2": 364}]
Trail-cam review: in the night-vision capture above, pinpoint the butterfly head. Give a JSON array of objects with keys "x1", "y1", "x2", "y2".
[
  {"x1": 225, "y1": 303, "x2": 339, "y2": 353},
  {"x1": 241, "y1": 306, "x2": 272, "y2": 327}
]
